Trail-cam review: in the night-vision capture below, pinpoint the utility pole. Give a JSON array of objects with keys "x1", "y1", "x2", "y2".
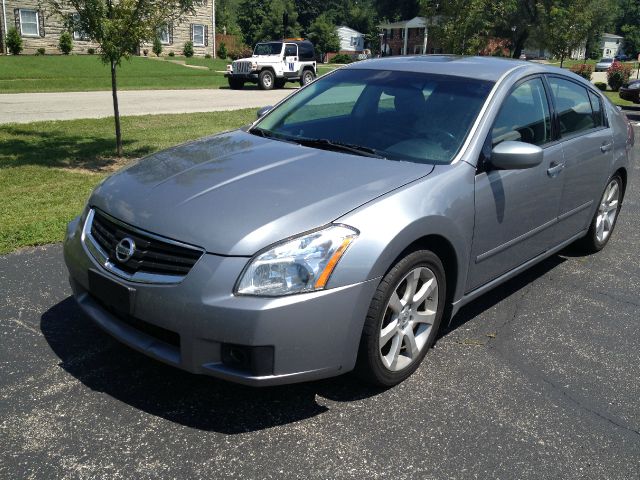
[{"x1": 212, "y1": 0, "x2": 216, "y2": 58}]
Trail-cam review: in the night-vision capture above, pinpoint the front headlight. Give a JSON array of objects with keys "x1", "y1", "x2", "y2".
[{"x1": 236, "y1": 225, "x2": 358, "y2": 297}]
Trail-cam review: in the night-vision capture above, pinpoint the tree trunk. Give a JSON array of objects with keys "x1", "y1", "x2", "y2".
[
  {"x1": 110, "y1": 60, "x2": 123, "y2": 157},
  {"x1": 560, "y1": 55, "x2": 564, "y2": 68},
  {"x1": 511, "y1": 31, "x2": 528, "y2": 59}
]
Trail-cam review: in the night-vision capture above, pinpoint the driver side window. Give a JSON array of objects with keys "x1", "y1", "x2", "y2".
[{"x1": 492, "y1": 78, "x2": 552, "y2": 147}]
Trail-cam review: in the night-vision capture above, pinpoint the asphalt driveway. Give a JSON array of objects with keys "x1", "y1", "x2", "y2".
[{"x1": 0, "y1": 132, "x2": 639, "y2": 479}]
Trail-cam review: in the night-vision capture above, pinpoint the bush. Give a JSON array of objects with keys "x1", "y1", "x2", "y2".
[
  {"x1": 331, "y1": 53, "x2": 352, "y2": 64},
  {"x1": 143, "y1": 48, "x2": 149, "y2": 56},
  {"x1": 152, "y1": 37, "x2": 162, "y2": 57},
  {"x1": 183, "y1": 41, "x2": 194, "y2": 58},
  {"x1": 205, "y1": 53, "x2": 211, "y2": 59},
  {"x1": 570, "y1": 63, "x2": 593, "y2": 81},
  {"x1": 607, "y1": 61, "x2": 633, "y2": 91},
  {"x1": 6, "y1": 27, "x2": 22, "y2": 55},
  {"x1": 87, "y1": 47, "x2": 96, "y2": 55},
  {"x1": 217, "y1": 41, "x2": 227, "y2": 59},
  {"x1": 595, "y1": 82, "x2": 607, "y2": 91},
  {"x1": 58, "y1": 31, "x2": 73, "y2": 55},
  {"x1": 168, "y1": 51, "x2": 175, "y2": 57},
  {"x1": 36, "y1": 47, "x2": 46, "y2": 56}
]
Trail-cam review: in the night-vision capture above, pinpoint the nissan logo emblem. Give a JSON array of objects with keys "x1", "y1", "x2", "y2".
[{"x1": 115, "y1": 237, "x2": 136, "y2": 263}]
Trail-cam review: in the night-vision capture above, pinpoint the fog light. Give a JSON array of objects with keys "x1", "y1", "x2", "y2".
[{"x1": 221, "y1": 344, "x2": 274, "y2": 376}]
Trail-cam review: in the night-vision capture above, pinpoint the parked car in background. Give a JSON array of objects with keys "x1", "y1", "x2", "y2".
[
  {"x1": 64, "y1": 56, "x2": 634, "y2": 388},
  {"x1": 615, "y1": 54, "x2": 629, "y2": 61},
  {"x1": 620, "y1": 79, "x2": 640, "y2": 103},
  {"x1": 596, "y1": 57, "x2": 615, "y2": 71},
  {"x1": 225, "y1": 40, "x2": 317, "y2": 90}
]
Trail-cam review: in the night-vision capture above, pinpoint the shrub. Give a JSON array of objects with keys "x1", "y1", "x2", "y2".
[
  {"x1": 152, "y1": 37, "x2": 162, "y2": 57},
  {"x1": 331, "y1": 53, "x2": 352, "y2": 64},
  {"x1": 607, "y1": 61, "x2": 633, "y2": 91},
  {"x1": 570, "y1": 63, "x2": 593, "y2": 81},
  {"x1": 183, "y1": 41, "x2": 194, "y2": 58},
  {"x1": 143, "y1": 48, "x2": 149, "y2": 56},
  {"x1": 595, "y1": 82, "x2": 607, "y2": 91},
  {"x1": 168, "y1": 51, "x2": 175, "y2": 57},
  {"x1": 36, "y1": 47, "x2": 46, "y2": 56},
  {"x1": 87, "y1": 47, "x2": 96, "y2": 55},
  {"x1": 205, "y1": 53, "x2": 211, "y2": 59},
  {"x1": 58, "y1": 31, "x2": 73, "y2": 55},
  {"x1": 217, "y1": 41, "x2": 228, "y2": 59},
  {"x1": 6, "y1": 27, "x2": 22, "y2": 55}
]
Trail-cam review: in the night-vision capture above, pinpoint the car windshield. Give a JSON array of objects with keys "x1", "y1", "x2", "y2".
[
  {"x1": 600, "y1": 58, "x2": 613, "y2": 63},
  {"x1": 254, "y1": 42, "x2": 282, "y2": 56},
  {"x1": 253, "y1": 69, "x2": 494, "y2": 164}
]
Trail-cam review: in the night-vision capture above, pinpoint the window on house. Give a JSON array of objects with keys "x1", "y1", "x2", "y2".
[
  {"x1": 19, "y1": 9, "x2": 39, "y2": 36},
  {"x1": 192, "y1": 24, "x2": 205, "y2": 46},
  {"x1": 72, "y1": 13, "x2": 89, "y2": 41},
  {"x1": 158, "y1": 25, "x2": 170, "y2": 45}
]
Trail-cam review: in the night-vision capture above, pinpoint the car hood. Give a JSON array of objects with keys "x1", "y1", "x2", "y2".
[{"x1": 89, "y1": 130, "x2": 434, "y2": 256}]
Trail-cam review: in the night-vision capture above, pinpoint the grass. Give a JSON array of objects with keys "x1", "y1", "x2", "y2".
[
  {"x1": 0, "y1": 55, "x2": 228, "y2": 93},
  {"x1": 604, "y1": 91, "x2": 637, "y2": 108},
  {"x1": 0, "y1": 109, "x2": 255, "y2": 254},
  {"x1": 0, "y1": 55, "x2": 338, "y2": 93}
]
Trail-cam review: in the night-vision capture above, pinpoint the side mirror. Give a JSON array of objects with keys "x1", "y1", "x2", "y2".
[
  {"x1": 490, "y1": 141, "x2": 543, "y2": 170},
  {"x1": 256, "y1": 106, "x2": 273, "y2": 119}
]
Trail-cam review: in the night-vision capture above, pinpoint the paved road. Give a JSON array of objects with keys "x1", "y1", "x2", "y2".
[
  {"x1": 0, "y1": 133, "x2": 639, "y2": 479},
  {"x1": 0, "y1": 89, "x2": 294, "y2": 124}
]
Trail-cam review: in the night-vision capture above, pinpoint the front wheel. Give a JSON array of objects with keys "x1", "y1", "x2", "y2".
[
  {"x1": 576, "y1": 174, "x2": 623, "y2": 253},
  {"x1": 258, "y1": 70, "x2": 275, "y2": 90},
  {"x1": 300, "y1": 69, "x2": 316, "y2": 87},
  {"x1": 355, "y1": 250, "x2": 446, "y2": 387}
]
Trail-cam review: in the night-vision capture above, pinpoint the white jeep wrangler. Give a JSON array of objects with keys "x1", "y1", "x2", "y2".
[{"x1": 225, "y1": 40, "x2": 317, "y2": 90}]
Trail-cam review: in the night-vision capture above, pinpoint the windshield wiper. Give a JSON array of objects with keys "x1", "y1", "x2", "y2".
[
  {"x1": 296, "y1": 138, "x2": 386, "y2": 159},
  {"x1": 249, "y1": 127, "x2": 299, "y2": 144}
]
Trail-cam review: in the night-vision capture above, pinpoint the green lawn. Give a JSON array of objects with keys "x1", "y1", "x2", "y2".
[
  {"x1": 604, "y1": 91, "x2": 637, "y2": 108},
  {"x1": 0, "y1": 55, "x2": 228, "y2": 93},
  {"x1": 0, "y1": 109, "x2": 255, "y2": 254}
]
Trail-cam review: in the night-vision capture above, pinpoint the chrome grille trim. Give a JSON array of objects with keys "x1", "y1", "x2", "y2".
[{"x1": 81, "y1": 208, "x2": 204, "y2": 284}]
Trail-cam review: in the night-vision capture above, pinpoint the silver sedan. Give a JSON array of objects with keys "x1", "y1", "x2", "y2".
[{"x1": 64, "y1": 56, "x2": 634, "y2": 387}]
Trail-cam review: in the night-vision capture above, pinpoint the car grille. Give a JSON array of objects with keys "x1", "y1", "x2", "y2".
[
  {"x1": 86, "y1": 209, "x2": 203, "y2": 282},
  {"x1": 233, "y1": 61, "x2": 251, "y2": 74}
]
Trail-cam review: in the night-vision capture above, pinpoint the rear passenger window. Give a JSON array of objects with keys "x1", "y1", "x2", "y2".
[
  {"x1": 548, "y1": 77, "x2": 596, "y2": 136},
  {"x1": 588, "y1": 91, "x2": 604, "y2": 127},
  {"x1": 492, "y1": 78, "x2": 552, "y2": 146}
]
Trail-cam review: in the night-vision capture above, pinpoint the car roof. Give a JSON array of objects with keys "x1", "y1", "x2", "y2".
[{"x1": 344, "y1": 55, "x2": 577, "y2": 83}]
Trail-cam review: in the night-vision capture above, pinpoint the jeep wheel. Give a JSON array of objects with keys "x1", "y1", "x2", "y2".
[
  {"x1": 300, "y1": 69, "x2": 316, "y2": 87},
  {"x1": 259, "y1": 70, "x2": 275, "y2": 90},
  {"x1": 228, "y1": 78, "x2": 244, "y2": 90},
  {"x1": 274, "y1": 78, "x2": 287, "y2": 89}
]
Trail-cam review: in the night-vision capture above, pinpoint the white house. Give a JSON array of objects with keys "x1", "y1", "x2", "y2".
[
  {"x1": 571, "y1": 33, "x2": 625, "y2": 59},
  {"x1": 336, "y1": 26, "x2": 365, "y2": 53}
]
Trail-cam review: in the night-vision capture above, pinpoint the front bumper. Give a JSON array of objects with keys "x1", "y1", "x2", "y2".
[
  {"x1": 225, "y1": 72, "x2": 259, "y2": 81},
  {"x1": 63, "y1": 216, "x2": 378, "y2": 386}
]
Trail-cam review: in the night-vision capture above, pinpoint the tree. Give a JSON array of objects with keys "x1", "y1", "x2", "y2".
[
  {"x1": 44, "y1": 0, "x2": 198, "y2": 156},
  {"x1": 616, "y1": 0, "x2": 640, "y2": 56},
  {"x1": 307, "y1": 14, "x2": 340, "y2": 59},
  {"x1": 6, "y1": 27, "x2": 23, "y2": 55},
  {"x1": 238, "y1": 0, "x2": 300, "y2": 46},
  {"x1": 59, "y1": 31, "x2": 74, "y2": 54}
]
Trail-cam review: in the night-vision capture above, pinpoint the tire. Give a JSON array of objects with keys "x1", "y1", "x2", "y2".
[
  {"x1": 300, "y1": 69, "x2": 316, "y2": 87},
  {"x1": 274, "y1": 78, "x2": 286, "y2": 89},
  {"x1": 576, "y1": 174, "x2": 624, "y2": 253},
  {"x1": 227, "y1": 77, "x2": 244, "y2": 90},
  {"x1": 258, "y1": 70, "x2": 275, "y2": 90},
  {"x1": 355, "y1": 249, "x2": 446, "y2": 387}
]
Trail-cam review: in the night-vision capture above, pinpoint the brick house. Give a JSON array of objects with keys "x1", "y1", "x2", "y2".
[
  {"x1": 379, "y1": 16, "x2": 441, "y2": 57},
  {"x1": 0, "y1": 0, "x2": 215, "y2": 56}
]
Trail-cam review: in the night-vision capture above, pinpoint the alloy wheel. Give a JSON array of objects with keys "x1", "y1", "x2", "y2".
[
  {"x1": 379, "y1": 267, "x2": 438, "y2": 372},
  {"x1": 596, "y1": 178, "x2": 620, "y2": 243}
]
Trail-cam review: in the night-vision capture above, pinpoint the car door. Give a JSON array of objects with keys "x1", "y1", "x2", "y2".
[
  {"x1": 467, "y1": 76, "x2": 565, "y2": 292},
  {"x1": 546, "y1": 76, "x2": 614, "y2": 240},
  {"x1": 283, "y1": 43, "x2": 299, "y2": 77}
]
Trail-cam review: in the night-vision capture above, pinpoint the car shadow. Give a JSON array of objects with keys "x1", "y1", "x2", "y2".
[{"x1": 40, "y1": 253, "x2": 569, "y2": 434}]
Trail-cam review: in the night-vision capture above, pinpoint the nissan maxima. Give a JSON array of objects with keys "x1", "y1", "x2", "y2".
[{"x1": 64, "y1": 56, "x2": 634, "y2": 387}]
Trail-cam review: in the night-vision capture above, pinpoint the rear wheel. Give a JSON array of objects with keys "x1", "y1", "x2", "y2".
[
  {"x1": 300, "y1": 69, "x2": 316, "y2": 87},
  {"x1": 258, "y1": 70, "x2": 275, "y2": 90},
  {"x1": 356, "y1": 250, "x2": 446, "y2": 387},
  {"x1": 228, "y1": 77, "x2": 244, "y2": 90},
  {"x1": 577, "y1": 174, "x2": 623, "y2": 253}
]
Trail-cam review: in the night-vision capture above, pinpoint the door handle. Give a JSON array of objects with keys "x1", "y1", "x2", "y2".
[
  {"x1": 547, "y1": 162, "x2": 565, "y2": 177},
  {"x1": 601, "y1": 142, "x2": 613, "y2": 153}
]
